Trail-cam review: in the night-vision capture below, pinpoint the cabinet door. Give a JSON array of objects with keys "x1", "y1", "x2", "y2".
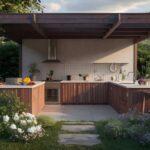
[
  {"x1": 61, "y1": 83, "x2": 78, "y2": 104},
  {"x1": 91, "y1": 83, "x2": 108, "y2": 104},
  {"x1": 77, "y1": 83, "x2": 91, "y2": 104},
  {"x1": 61, "y1": 83, "x2": 108, "y2": 104}
]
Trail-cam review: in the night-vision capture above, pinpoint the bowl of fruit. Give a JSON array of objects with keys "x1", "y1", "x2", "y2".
[{"x1": 21, "y1": 77, "x2": 35, "y2": 86}]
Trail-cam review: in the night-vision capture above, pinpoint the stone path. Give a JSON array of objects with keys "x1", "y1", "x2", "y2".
[
  {"x1": 58, "y1": 122, "x2": 101, "y2": 146},
  {"x1": 63, "y1": 121, "x2": 94, "y2": 125},
  {"x1": 59, "y1": 134, "x2": 100, "y2": 146},
  {"x1": 62, "y1": 125, "x2": 96, "y2": 132}
]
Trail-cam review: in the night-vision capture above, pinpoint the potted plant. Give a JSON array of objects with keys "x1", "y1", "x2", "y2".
[
  {"x1": 79, "y1": 74, "x2": 89, "y2": 81},
  {"x1": 28, "y1": 63, "x2": 40, "y2": 81}
]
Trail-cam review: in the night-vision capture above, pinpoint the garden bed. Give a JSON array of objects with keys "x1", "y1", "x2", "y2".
[{"x1": 0, "y1": 121, "x2": 150, "y2": 150}]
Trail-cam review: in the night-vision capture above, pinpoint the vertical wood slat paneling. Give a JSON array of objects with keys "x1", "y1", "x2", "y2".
[
  {"x1": 108, "y1": 83, "x2": 150, "y2": 113},
  {"x1": 61, "y1": 83, "x2": 108, "y2": 104},
  {"x1": 0, "y1": 84, "x2": 45, "y2": 115}
]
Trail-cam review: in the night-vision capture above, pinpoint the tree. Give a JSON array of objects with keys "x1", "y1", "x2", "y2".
[
  {"x1": 0, "y1": 0, "x2": 43, "y2": 13},
  {"x1": 0, "y1": 41, "x2": 19, "y2": 80},
  {"x1": 0, "y1": 1, "x2": 43, "y2": 80},
  {"x1": 138, "y1": 38, "x2": 150, "y2": 78}
]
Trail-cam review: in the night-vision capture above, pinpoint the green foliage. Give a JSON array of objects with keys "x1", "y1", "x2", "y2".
[
  {"x1": 138, "y1": 39, "x2": 150, "y2": 78},
  {"x1": 0, "y1": 121, "x2": 149, "y2": 150},
  {"x1": 0, "y1": 0, "x2": 43, "y2": 13},
  {"x1": 0, "y1": 93, "x2": 26, "y2": 117},
  {"x1": 28, "y1": 63, "x2": 40, "y2": 78},
  {"x1": 37, "y1": 115, "x2": 56, "y2": 128},
  {"x1": 104, "y1": 120, "x2": 127, "y2": 138},
  {"x1": 0, "y1": 41, "x2": 19, "y2": 80},
  {"x1": 103, "y1": 112, "x2": 150, "y2": 145}
]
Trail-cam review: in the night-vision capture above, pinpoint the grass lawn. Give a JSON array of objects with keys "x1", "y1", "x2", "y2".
[{"x1": 0, "y1": 121, "x2": 150, "y2": 150}]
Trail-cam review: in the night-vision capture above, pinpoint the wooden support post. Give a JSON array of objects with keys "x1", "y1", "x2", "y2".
[{"x1": 133, "y1": 40, "x2": 138, "y2": 80}]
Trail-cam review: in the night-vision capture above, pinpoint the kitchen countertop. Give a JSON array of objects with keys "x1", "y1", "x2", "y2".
[
  {"x1": 0, "y1": 81, "x2": 45, "y2": 89},
  {"x1": 61, "y1": 80, "x2": 150, "y2": 89},
  {"x1": 116, "y1": 83, "x2": 150, "y2": 89},
  {"x1": 60, "y1": 80, "x2": 133, "y2": 84},
  {"x1": 1, "y1": 80, "x2": 150, "y2": 89}
]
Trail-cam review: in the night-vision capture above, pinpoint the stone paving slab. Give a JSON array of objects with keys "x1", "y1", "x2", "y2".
[
  {"x1": 61, "y1": 125, "x2": 96, "y2": 132},
  {"x1": 58, "y1": 134, "x2": 101, "y2": 146},
  {"x1": 63, "y1": 121, "x2": 94, "y2": 125}
]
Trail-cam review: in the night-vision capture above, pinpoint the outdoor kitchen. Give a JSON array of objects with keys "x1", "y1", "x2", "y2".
[{"x1": 0, "y1": 13, "x2": 150, "y2": 115}]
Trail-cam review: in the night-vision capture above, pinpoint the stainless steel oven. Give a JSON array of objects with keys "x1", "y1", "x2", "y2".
[{"x1": 45, "y1": 81, "x2": 60, "y2": 104}]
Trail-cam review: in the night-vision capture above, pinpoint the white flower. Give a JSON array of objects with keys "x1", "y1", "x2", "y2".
[
  {"x1": 27, "y1": 119, "x2": 32, "y2": 124},
  {"x1": 3, "y1": 115, "x2": 10, "y2": 123},
  {"x1": 36, "y1": 125, "x2": 42, "y2": 132},
  {"x1": 26, "y1": 113, "x2": 35, "y2": 119},
  {"x1": 10, "y1": 124, "x2": 17, "y2": 130},
  {"x1": 20, "y1": 120, "x2": 27, "y2": 126},
  {"x1": 17, "y1": 128, "x2": 24, "y2": 134},
  {"x1": 27, "y1": 126, "x2": 36, "y2": 133},
  {"x1": 13, "y1": 113, "x2": 19, "y2": 122}
]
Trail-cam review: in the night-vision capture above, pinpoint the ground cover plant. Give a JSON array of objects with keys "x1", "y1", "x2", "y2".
[{"x1": 103, "y1": 110, "x2": 150, "y2": 145}]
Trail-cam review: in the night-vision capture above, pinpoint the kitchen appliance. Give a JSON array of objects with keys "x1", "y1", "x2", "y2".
[
  {"x1": 45, "y1": 81, "x2": 60, "y2": 104},
  {"x1": 43, "y1": 39, "x2": 60, "y2": 63}
]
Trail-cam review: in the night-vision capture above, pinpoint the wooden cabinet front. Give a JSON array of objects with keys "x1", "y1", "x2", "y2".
[
  {"x1": 108, "y1": 83, "x2": 129, "y2": 113},
  {"x1": 61, "y1": 83, "x2": 108, "y2": 104}
]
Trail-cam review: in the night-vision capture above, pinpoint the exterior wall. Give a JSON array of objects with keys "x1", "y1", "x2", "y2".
[{"x1": 22, "y1": 39, "x2": 134, "y2": 81}]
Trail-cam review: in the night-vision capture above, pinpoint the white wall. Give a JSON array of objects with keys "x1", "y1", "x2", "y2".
[{"x1": 22, "y1": 39, "x2": 134, "y2": 81}]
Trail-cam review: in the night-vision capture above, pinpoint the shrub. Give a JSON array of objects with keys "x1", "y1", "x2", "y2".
[
  {"x1": 0, "y1": 41, "x2": 19, "y2": 80},
  {"x1": 1, "y1": 112, "x2": 45, "y2": 141},
  {"x1": 119, "y1": 109, "x2": 141, "y2": 124},
  {"x1": 126, "y1": 124, "x2": 145, "y2": 139},
  {"x1": 104, "y1": 120, "x2": 127, "y2": 138},
  {"x1": 139, "y1": 133, "x2": 150, "y2": 145},
  {"x1": 0, "y1": 93, "x2": 26, "y2": 117},
  {"x1": 0, "y1": 93, "x2": 45, "y2": 142},
  {"x1": 104, "y1": 111, "x2": 150, "y2": 145},
  {"x1": 37, "y1": 115, "x2": 56, "y2": 128}
]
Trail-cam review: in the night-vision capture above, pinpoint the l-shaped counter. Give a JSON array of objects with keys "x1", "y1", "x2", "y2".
[
  {"x1": 0, "y1": 81, "x2": 150, "y2": 114},
  {"x1": 60, "y1": 80, "x2": 150, "y2": 113}
]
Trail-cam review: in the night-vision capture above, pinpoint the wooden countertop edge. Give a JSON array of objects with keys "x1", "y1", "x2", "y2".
[{"x1": 0, "y1": 81, "x2": 45, "y2": 89}]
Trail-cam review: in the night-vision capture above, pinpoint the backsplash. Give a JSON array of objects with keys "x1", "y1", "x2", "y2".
[{"x1": 38, "y1": 63, "x2": 132, "y2": 81}]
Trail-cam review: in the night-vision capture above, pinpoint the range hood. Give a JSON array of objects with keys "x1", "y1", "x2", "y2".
[{"x1": 42, "y1": 39, "x2": 60, "y2": 63}]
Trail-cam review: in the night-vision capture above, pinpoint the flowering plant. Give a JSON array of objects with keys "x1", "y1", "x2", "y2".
[{"x1": 1, "y1": 112, "x2": 45, "y2": 141}]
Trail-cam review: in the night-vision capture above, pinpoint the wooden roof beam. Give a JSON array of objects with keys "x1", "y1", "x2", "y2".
[
  {"x1": 103, "y1": 14, "x2": 121, "y2": 39},
  {"x1": 32, "y1": 14, "x2": 47, "y2": 38},
  {"x1": 134, "y1": 32, "x2": 150, "y2": 43}
]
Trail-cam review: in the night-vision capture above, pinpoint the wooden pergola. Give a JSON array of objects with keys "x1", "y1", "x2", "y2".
[{"x1": 0, "y1": 13, "x2": 150, "y2": 41}]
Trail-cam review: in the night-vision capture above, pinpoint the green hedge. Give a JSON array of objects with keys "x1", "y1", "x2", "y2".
[{"x1": 0, "y1": 41, "x2": 19, "y2": 80}]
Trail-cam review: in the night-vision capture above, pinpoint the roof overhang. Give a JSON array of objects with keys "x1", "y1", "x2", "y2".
[{"x1": 0, "y1": 13, "x2": 150, "y2": 42}]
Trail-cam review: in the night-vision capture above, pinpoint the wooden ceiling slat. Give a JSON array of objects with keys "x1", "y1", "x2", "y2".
[{"x1": 0, "y1": 13, "x2": 150, "y2": 40}]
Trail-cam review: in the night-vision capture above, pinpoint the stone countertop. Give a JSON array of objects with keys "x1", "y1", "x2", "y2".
[
  {"x1": 60, "y1": 80, "x2": 133, "y2": 84},
  {"x1": 116, "y1": 83, "x2": 150, "y2": 89},
  {"x1": 60, "y1": 80, "x2": 108, "y2": 83},
  {"x1": 0, "y1": 81, "x2": 45, "y2": 89},
  {"x1": 60, "y1": 80, "x2": 150, "y2": 89}
]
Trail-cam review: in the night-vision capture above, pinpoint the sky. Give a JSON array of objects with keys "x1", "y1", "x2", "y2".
[{"x1": 42, "y1": 0, "x2": 150, "y2": 13}]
